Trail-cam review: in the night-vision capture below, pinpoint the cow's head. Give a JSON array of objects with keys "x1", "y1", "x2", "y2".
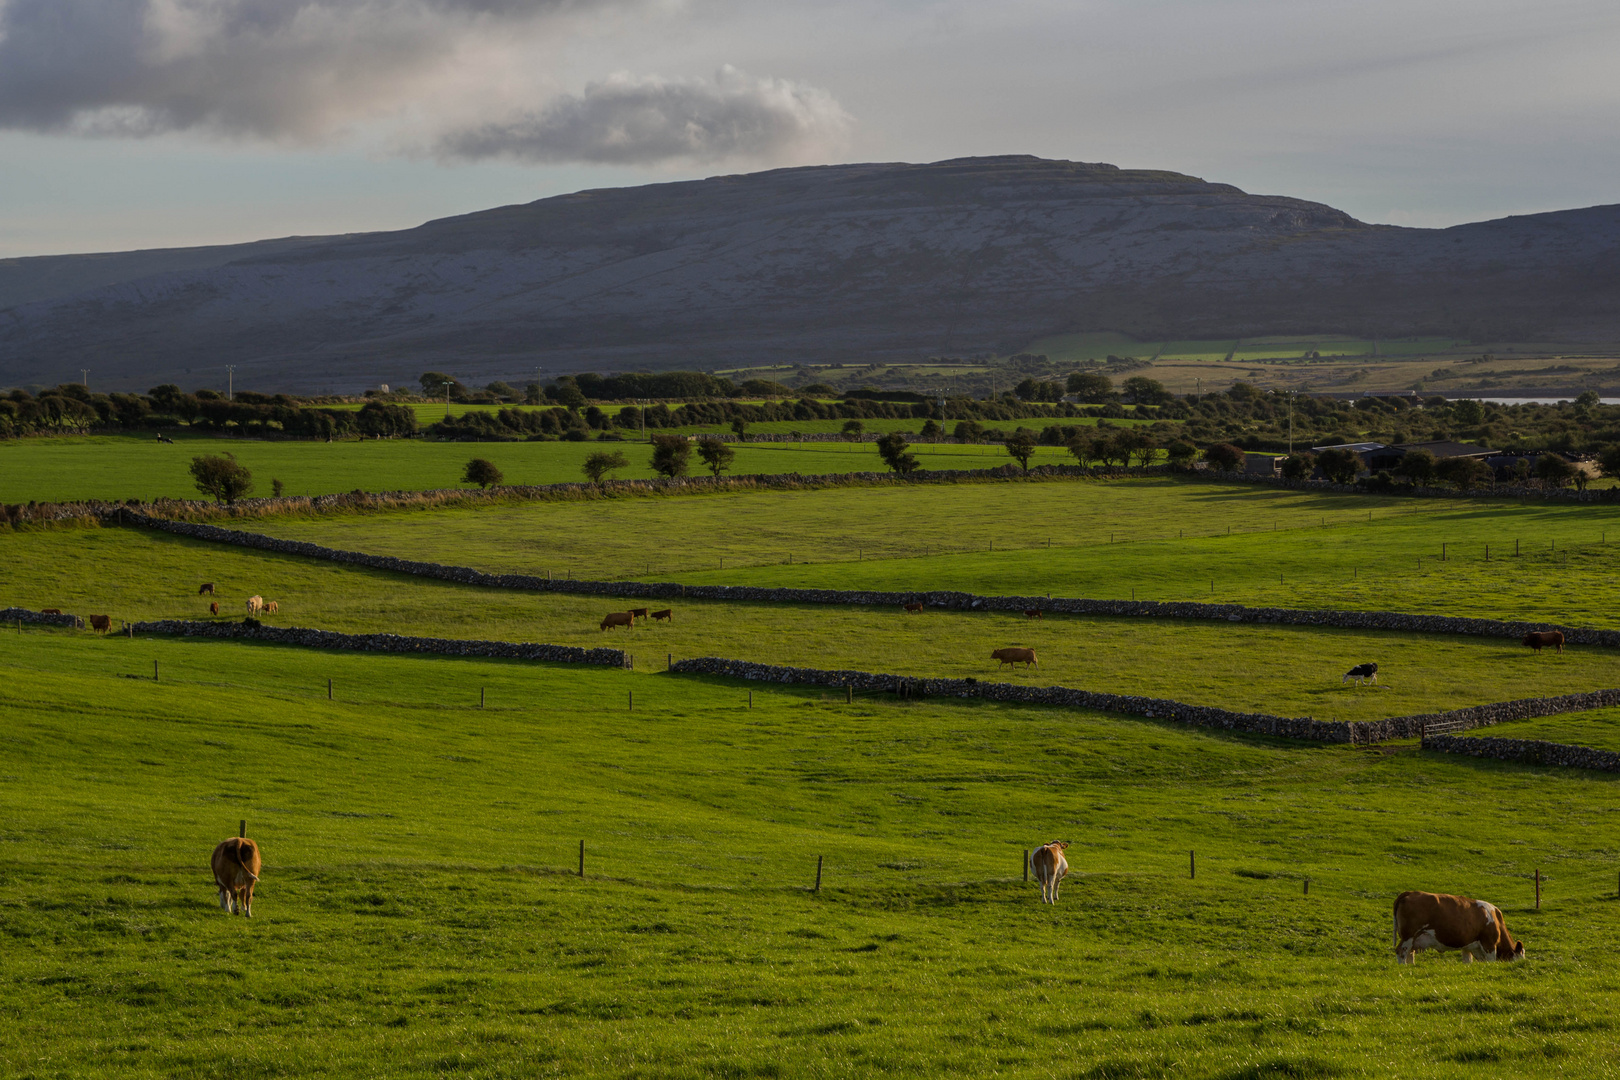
[{"x1": 1504, "y1": 939, "x2": 1526, "y2": 961}]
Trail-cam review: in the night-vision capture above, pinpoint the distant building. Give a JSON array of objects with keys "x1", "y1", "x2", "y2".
[
  {"x1": 1244, "y1": 452, "x2": 1281, "y2": 476},
  {"x1": 1310, "y1": 440, "x2": 1496, "y2": 474}
]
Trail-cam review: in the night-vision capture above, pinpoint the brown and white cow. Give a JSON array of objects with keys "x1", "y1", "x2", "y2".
[
  {"x1": 1523, "y1": 631, "x2": 1565, "y2": 653},
  {"x1": 1393, "y1": 890, "x2": 1524, "y2": 964},
  {"x1": 651, "y1": 609, "x2": 673, "y2": 622},
  {"x1": 600, "y1": 612, "x2": 635, "y2": 631},
  {"x1": 1032, "y1": 841, "x2": 1070, "y2": 904},
  {"x1": 211, "y1": 836, "x2": 262, "y2": 917},
  {"x1": 991, "y1": 647, "x2": 1038, "y2": 669}
]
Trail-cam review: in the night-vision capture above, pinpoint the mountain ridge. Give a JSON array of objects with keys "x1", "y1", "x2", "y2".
[{"x1": 2, "y1": 155, "x2": 1616, "y2": 393}]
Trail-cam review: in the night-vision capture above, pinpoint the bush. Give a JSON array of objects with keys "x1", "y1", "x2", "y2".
[
  {"x1": 1395, "y1": 448, "x2": 1435, "y2": 485},
  {"x1": 876, "y1": 432, "x2": 919, "y2": 475},
  {"x1": 461, "y1": 458, "x2": 504, "y2": 488},
  {"x1": 696, "y1": 437, "x2": 735, "y2": 477},
  {"x1": 1202, "y1": 443, "x2": 1244, "y2": 472},
  {"x1": 1279, "y1": 451, "x2": 1315, "y2": 480},
  {"x1": 1004, "y1": 428, "x2": 1037, "y2": 472},
  {"x1": 1315, "y1": 447, "x2": 1363, "y2": 485},
  {"x1": 1166, "y1": 439, "x2": 1198, "y2": 467},
  {"x1": 650, "y1": 434, "x2": 691, "y2": 478},
  {"x1": 189, "y1": 454, "x2": 254, "y2": 504},
  {"x1": 1066, "y1": 371, "x2": 1113, "y2": 403},
  {"x1": 582, "y1": 451, "x2": 629, "y2": 485}
]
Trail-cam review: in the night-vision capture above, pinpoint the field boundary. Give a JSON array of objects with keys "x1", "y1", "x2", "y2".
[
  {"x1": 107, "y1": 509, "x2": 1620, "y2": 648},
  {"x1": 1422, "y1": 733, "x2": 1620, "y2": 772},
  {"x1": 124, "y1": 619, "x2": 626, "y2": 666},
  {"x1": 0, "y1": 606, "x2": 83, "y2": 629},
  {"x1": 670, "y1": 656, "x2": 1620, "y2": 745}
]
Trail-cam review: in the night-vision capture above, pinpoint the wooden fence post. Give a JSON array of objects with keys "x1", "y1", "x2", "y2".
[
  {"x1": 579, "y1": 840, "x2": 584, "y2": 877},
  {"x1": 1442, "y1": 542, "x2": 1447, "y2": 561},
  {"x1": 846, "y1": 683, "x2": 853, "y2": 704},
  {"x1": 1190, "y1": 850, "x2": 1196, "y2": 879},
  {"x1": 1023, "y1": 850, "x2": 1030, "y2": 883},
  {"x1": 480, "y1": 687, "x2": 485, "y2": 708},
  {"x1": 154, "y1": 660, "x2": 159, "y2": 682},
  {"x1": 328, "y1": 678, "x2": 332, "y2": 700},
  {"x1": 628, "y1": 690, "x2": 633, "y2": 712},
  {"x1": 1535, "y1": 868, "x2": 1541, "y2": 909},
  {"x1": 748, "y1": 691, "x2": 753, "y2": 708},
  {"x1": 668, "y1": 653, "x2": 672, "y2": 671},
  {"x1": 239, "y1": 819, "x2": 246, "y2": 838},
  {"x1": 815, "y1": 855, "x2": 823, "y2": 893},
  {"x1": 1304, "y1": 878, "x2": 1310, "y2": 895}
]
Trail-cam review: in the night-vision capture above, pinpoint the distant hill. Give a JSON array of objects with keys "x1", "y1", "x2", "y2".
[{"x1": 3, "y1": 155, "x2": 1619, "y2": 393}]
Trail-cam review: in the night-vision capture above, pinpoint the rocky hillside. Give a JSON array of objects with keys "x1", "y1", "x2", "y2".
[{"x1": 3, "y1": 155, "x2": 1619, "y2": 392}]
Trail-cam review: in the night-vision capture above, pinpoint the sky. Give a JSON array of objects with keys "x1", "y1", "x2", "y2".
[{"x1": 3, "y1": 0, "x2": 1620, "y2": 258}]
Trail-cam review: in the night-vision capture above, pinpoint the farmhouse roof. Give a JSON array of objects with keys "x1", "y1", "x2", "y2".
[
  {"x1": 1310, "y1": 442, "x2": 1385, "y2": 454},
  {"x1": 1391, "y1": 440, "x2": 1497, "y2": 459}
]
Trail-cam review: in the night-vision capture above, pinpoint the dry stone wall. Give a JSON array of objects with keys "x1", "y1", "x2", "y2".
[
  {"x1": 1423, "y1": 734, "x2": 1620, "y2": 772},
  {"x1": 108, "y1": 509, "x2": 1617, "y2": 648},
  {"x1": 0, "y1": 606, "x2": 84, "y2": 628},
  {"x1": 1354, "y1": 690, "x2": 1620, "y2": 742},
  {"x1": 127, "y1": 618, "x2": 625, "y2": 666}
]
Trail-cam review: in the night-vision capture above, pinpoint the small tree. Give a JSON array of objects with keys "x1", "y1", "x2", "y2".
[
  {"x1": 841, "y1": 419, "x2": 865, "y2": 438},
  {"x1": 650, "y1": 434, "x2": 691, "y2": 478},
  {"x1": 696, "y1": 437, "x2": 735, "y2": 477},
  {"x1": 1315, "y1": 447, "x2": 1362, "y2": 485},
  {"x1": 1066, "y1": 432, "x2": 1098, "y2": 467},
  {"x1": 462, "y1": 458, "x2": 503, "y2": 489},
  {"x1": 1535, "y1": 453, "x2": 1577, "y2": 488},
  {"x1": 953, "y1": 420, "x2": 985, "y2": 443},
  {"x1": 582, "y1": 450, "x2": 629, "y2": 485},
  {"x1": 1127, "y1": 432, "x2": 1158, "y2": 466},
  {"x1": 271, "y1": 478, "x2": 285, "y2": 497},
  {"x1": 1278, "y1": 451, "x2": 1315, "y2": 480},
  {"x1": 1597, "y1": 444, "x2": 1620, "y2": 481},
  {"x1": 876, "y1": 432, "x2": 919, "y2": 475},
  {"x1": 1434, "y1": 456, "x2": 1492, "y2": 490},
  {"x1": 919, "y1": 419, "x2": 942, "y2": 438},
  {"x1": 1203, "y1": 443, "x2": 1245, "y2": 473},
  {"x1": 1395, "y1": 448, "x2": 1436, "y2": 486},
  {"x1": 189, "y1": 453, "x2": 254, "y2": 504},
  {"x1": 730, "y1": 418, "x2": 749, "y2": 437},
  {"x1": 1451, "y1": 398, "x2": 1484, "y2": 425},
  {"x1": 1066, "y1": 370, "x2": 1113, "y2": 403},
  {"x1": 1120, "y1": 376, "x2": 1171, "y2": 405},
  {"x1": 1166, "y1": 439, "x2": 1198, "y2": 468},
  {"x1": 1004, "y1": 428, "x2": 1038, "y2": 472}
]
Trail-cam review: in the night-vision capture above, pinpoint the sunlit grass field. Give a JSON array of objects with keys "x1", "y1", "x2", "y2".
[
  {"x1": 6, "y1": 630, "x2": 1620, "y2": 1078},
  {"x1": 0, "y1": 432, "x2": 1088, "y2": 504}
]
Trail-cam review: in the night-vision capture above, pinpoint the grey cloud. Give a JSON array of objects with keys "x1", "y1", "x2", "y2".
[
  {"x1": 436, "y1": 66, "x2": 852, "y2": 164},
  {"x1": 0, "y1": 0, "x2": 579, "y2": 138}
]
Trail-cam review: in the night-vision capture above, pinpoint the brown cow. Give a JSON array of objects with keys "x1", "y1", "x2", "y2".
[
  {"x1": 211, "y1": 836, "x2": 262, "y2": 917},
  {"x1": 1031, "y1": 840, "x2": 1070, "y2": 904},
  {"x1": 904, "y1": 603, "x2": 924, "y2": 614},
  {"x1": 39, "y1": 608, "x2": 61, "y2": 615},
  {"x1": 992, "y1": 647, "x2": 1038, "y2": 669},
  {"x1": 1393, "y1": 890, "x2": 1524, "y2": 964},
  {"x1": 209, "y1": 601, "x2": 219, "y2": 616},
  {"x1": 628, "y1": 607, "x2": 650, "y2": 622},
  {"x1": 245, "y1": 596, "x2": 265, "y2": 616},
  {"x1": 1523, "y1": 631, "x2": 1565, "y2": 653},
  {"x1": 651, "y1": 609, "x2": 673, "y2": 622},
  {"x1": 88, "y1": 615, "x2": 112, "y2": 633},
  {"x1": 600, "y1": 612, "x2": 635, "y2": 631},
  {"x1": 1023, "y1": 609, "x2": 1043, "y2": 620},
  {"x1": 199, "y1": 583, "x2": 215, "y2": 596},
  {"x1": 265, "y1": 601, "x2": 279, "y2": 614}
]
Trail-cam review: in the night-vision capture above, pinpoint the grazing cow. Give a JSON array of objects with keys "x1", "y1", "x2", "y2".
[
  {"x1": 211, "y1": 836, "x2": 262, "y2": 917},
  {"x1": 991, "y1": 647, "x2": 1038, "y2": 669},
  {"x1": 600, "y1": 612, "x2": 635, "y2": 631},
  {"x1": 88, "y1": 615, "x2": 112, "y2": 633},
  {"x1": 651, "y1": 609, "x2": 673, "y2": 622},
  {"x1": 628, "y1": 607, "x2": 650, "y2": 622},
  {"x1": 1031, "y1": 840, "x2": 1070, "y2": 904},
  {"x1": 1023, "y1": 609, "x2": 1043, "y2": 620},
  {"x1": 39, "y1": 608, "x2": 61, "y2": 615},
  {"x1": 1343, "y1": 662, "x2": 1379, "y2": 685},
  {"x1": 265, "y1": 601, "x2": 279, "y2": 614},
  {"x1": 1523, "y1": 631, "x2": 1565, "y2": 653},
  {"x1": 209, "y1": 602, "x2": 219, "y2": 616},
  {"x1": 198, "y1": 583, "x2": 215, "y2": 596},
  {"x1": 904, "y1": 603, "x2": 924, "y2": 614},
  {"x1": 245, "y1": 596, "x2": 264, "y2": 616},
  {"x1": 1393, "y1": 890, "x2": 1524, "y2": 965}
]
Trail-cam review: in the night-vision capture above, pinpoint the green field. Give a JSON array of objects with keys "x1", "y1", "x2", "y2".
[
  {"x1": 1480, "y1": 708, "x2": 1620, "y2": 752},
  {"x1": 0, "y1": 433, "x2": 1090, "y2": 504},
  {"x1": 7, "y1": 629, "x2": 1620, "y2": 1078}
]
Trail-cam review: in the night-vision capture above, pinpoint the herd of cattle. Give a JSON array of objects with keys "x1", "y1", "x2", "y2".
[
  {"x1": 1029, "y1": 840, "x2": 1526, "y2": 963},
  {"x1": 600, "y1": 607, "x2": 674, "y2": 630}
]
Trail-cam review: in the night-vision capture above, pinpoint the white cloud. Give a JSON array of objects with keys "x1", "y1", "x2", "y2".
[{"x1": 435, "y1": 66, "x2": 851, "y2": 165}]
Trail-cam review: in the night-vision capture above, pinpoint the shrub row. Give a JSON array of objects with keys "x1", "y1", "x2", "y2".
[
  {"x1": 125, "y1": 619, "x2": 626, "y2": 666},
  {"x1": 1422, "y1": 734, "x2": 1620, "y2": 773},
  {"x1": 106, "y1": 508, "x2": 1614, "y2": 648}
]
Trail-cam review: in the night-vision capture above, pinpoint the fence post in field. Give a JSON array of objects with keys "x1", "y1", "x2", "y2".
[
  {"x1": 154, "y1": 660, "x2": 159, "y2": 682},
  {"x1": 815, "y1": 855, "x2": 823, "y2": 893},
  {"x1": 1304, "y1": 878, "x2": 1310, "y2": 895},
  {"x1": 239, "y1": 819, "x2": 246, "y2": 838},
  {"x1": 846, "y1": 683, "x2": 853, "y2": 704},
  {"x1": 1517, "y1": 539, "x2": 1520, "y2": 556},
  {"x1": 1024, "y1": 850, "x2": 1030, "y2": 883},
  {"x1": 1535, "y1": 868, "x2": 1541, "y2": 909},
  {"x1": 328, "y1": 678, "x2": 332, "y2": 700},
  {"x1": 579, "y1": 840, "x2": 584, "y2": 878},
  {"x1": 480, "y1": 687, "x2": 485, "y2": 708},
  {"x1": 1442, "y1": 542, "x2": 1447, "y2": 561},
  {"x1": 1486, "y1": 544, "x2": 1490, "y2": 561},
  {"x1": 628, "y1": 690, "x2": 633, "y2": 712},
  {"x1": 1190, "y1": 850, "x2": 1196, "y2": 879},
  {"x1": 668, "y1": 653, "x2": 672, "y2": 671},
  {"x1": 748, "y1": 690, "x2": 753, "y2": 708}
]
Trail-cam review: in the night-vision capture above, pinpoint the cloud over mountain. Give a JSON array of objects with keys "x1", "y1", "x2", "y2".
[{"x1": 435, "y1": 66, "x2": 851, "y2": 164}]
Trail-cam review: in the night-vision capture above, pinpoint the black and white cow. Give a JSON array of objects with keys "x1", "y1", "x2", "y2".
[{"x1": 1343, "y1": 662, "x2": 1379, "y2": 685}]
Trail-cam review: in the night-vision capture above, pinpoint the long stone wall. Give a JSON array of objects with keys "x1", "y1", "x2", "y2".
[
  {"x1": 108, "y1": 508, "x2": 1619, "y2": 648},
  {"x1": 126, "y1": 619, "x2": 626, "y2": 666},
  {"x1": 1356, "y1": 690, "x2": 1620, "y2": 742},
  {"x1": 1422, "y1": 734, "x2": 1620, "y2": 772},
  {"x1": 0, "y1": 606, "x2": 84, "y2": 628}
]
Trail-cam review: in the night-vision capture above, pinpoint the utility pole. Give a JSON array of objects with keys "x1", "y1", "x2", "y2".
[
  {"x1": 226, "y1": 365, "x2": 236, "y2": 401},
  {"x1": 80, "y1": 369, "x2": 89, "y2": 389},
  {"x1": 640, "y1": 399, "x2": 647, "y2": 441},
  {"x1": 443, "y1": 380, "x2": 453, "y2": 419}
]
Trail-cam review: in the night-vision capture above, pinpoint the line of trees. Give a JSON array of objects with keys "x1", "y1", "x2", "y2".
[{"x1": 0, "y1": 384, "x2": 416, "y2": 440}]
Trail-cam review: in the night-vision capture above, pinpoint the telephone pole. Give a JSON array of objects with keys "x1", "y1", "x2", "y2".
[{"x1": 226, "y1": 365, "x2": 236, "y2": 401}]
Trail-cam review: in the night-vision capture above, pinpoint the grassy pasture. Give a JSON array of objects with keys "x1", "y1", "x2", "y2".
[
  {"x1": 0, "y1": 433, "x2": 1085, "y2": 504},
  {"x1": 6, "y1": 630, "x2": 1620, "y2": 1077},
  {"x1": 1482, "y1": 708, "x2": 1620, "y2": 752},
  {"x1": 3, "y1": 521, "x2": 1619, "y2": 724},
  {"x1": 254, "y1": 475, "x2": 1620, "y2": 629}
]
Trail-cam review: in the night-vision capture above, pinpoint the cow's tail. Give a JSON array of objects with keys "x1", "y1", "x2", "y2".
[{"x1": 232, "y1": 840, "x2": 260, "y2": 882}]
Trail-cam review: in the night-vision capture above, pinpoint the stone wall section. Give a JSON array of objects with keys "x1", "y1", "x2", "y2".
[
  {"x1": 109, "y1": 508, "x2": 1618, "y2": 648},
  {"x1": 0, "y1": 606, "x2": 84, "y2": 628},
  {"x1": 1422, "y1": 734, "x2": 1620, "y2": 772},
  {"x1": 126, "y1": 618, "x2": 625, "y2": 666}
]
